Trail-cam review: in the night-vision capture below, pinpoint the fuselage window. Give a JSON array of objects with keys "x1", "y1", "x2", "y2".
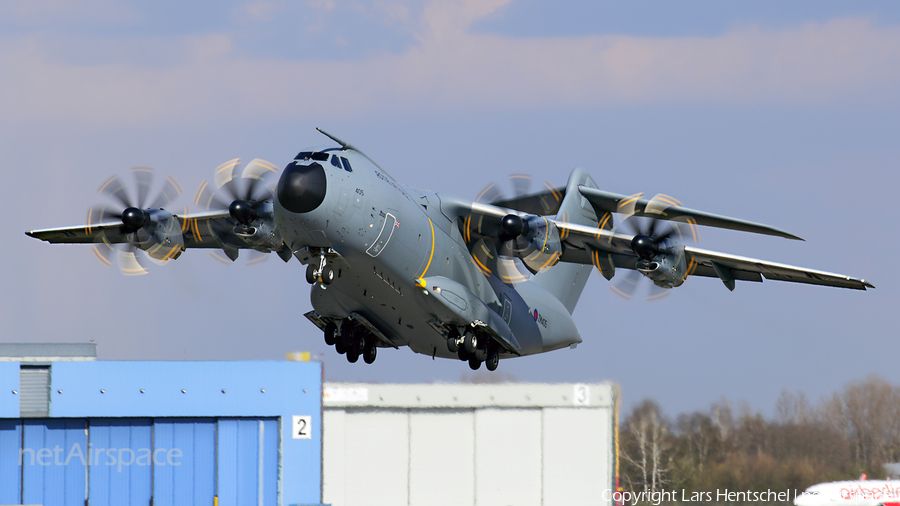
[
  {"x1": 295, "y1": 151, "x2": 312, "y2": 160},
  {"x1": 330, "y1": 155, "x2": 342, "y2": 168},
  {"x1": 311, "y1": 152, "x2": 329, "y2": 161},
  {"x1": 341, "y1": 157, "x2": 352, "y2": 172}
]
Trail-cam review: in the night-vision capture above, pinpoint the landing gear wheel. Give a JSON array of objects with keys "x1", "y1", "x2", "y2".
[
  {"x1": 468, "y1": 356, "x2": 482, "y2": 370},
  {"x1": 457, "y1": 347, "x2": 470, "y2": 361},
  {"x1": 346, "y1": 349, "x2": 360, "y2": 363},
  {"x1": 320, "y1": 265, "x2": 335, "y2": 285},
  {"x1": 463, "y1": 330, "x2": 478, "y2": 354},
  {"x1": 363, "y1": 342, "x2": 377, "y2": 364},
  {"x1": 337, "y1": 324, "x2": 354, "y2": 355},
  {"x1": 486, "y1": 348, "x2": 499, "y2": 371},
  {"x1": 475, "y1": 347, "x2": 487, "y2": 361},
  {"x1": 306, "y1": 264, "x2": 317, "y2": 284},
  {"x1": 447, "y1": 337, "x2": 459, "y2": 353},
  {"x1": 323, "y1": 321, "x2": 337, "y2": 346}
]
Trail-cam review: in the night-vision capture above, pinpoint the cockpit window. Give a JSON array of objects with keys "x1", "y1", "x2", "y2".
[
  {"x1": 330, "y1": 155, "x2": 342, "y2": 168},
  {"x1": 341, "y1": 157, "x2": 352, "y2": 172},
  {"x1": 310, "y1": 152, "x2": 329, "y2": 161},
  {"x1": 295, "y1": 151, "x2": 312, "y2": 160}
]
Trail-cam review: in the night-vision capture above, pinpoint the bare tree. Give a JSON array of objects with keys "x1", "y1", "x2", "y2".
[
  {"x1": 820, "y1": 376, "x2": 900, "y2": 474},
  {"x1": 621, "y1": 399, "x2": 671, "y2": 494}
]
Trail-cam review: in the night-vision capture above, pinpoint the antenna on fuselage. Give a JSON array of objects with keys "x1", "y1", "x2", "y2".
[{"x1": 316, "y1": 127, "x2": 390, "y2": 175}]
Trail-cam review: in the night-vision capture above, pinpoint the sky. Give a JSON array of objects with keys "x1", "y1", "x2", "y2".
[{"x1": 2, "y1": 0, "x2": 898, "y2": 418}]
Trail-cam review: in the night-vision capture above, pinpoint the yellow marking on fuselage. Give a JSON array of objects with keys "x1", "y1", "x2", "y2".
[{"x1": 416, "y1": 218, "x2": 436, "y2": 287}]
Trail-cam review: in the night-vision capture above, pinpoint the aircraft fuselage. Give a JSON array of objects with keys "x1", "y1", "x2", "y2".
[{"x1": 273, "y1": 148, "x2": 581, "y2": 361}]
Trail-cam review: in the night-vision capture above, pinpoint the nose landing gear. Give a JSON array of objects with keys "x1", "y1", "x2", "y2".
[{"x1": 306, "y1": 253, "x2": 334, "y2": 285}]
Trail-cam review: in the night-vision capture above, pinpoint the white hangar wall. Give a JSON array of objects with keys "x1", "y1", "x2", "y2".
[{"x1": 322, "y1": 382, "x2": 619, "y2": 506}]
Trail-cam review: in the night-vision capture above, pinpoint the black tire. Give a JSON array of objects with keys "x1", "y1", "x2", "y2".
[
  {"x1": 321, "y1": 265, "x2": 335, "y2": 285},
  {"x1": 463, "y1": 330, "x2": 478, "y2": 354},
  {"x1": 306, "y1": 264, "x2": 317, "y2": 284},
  {"x1": 324, "y1": 321, "x2": 337, "y2": 346},
  {"x1": 363, "y1": 343, "x2": 377, "y2": 364},
  {"x1": 475, "y1": 347, "x2": 487, "y2": 361},
  {"x1": 337, "y1": 324, "x2": 353, "y2": 354},
  {"x1": 346, "y1": 349, "x2": 360, "y2": 363},
  {"x1": 486, "y1": 348, "x2": 499, "y2": 371},
  {"x1": 468, "y1": 356, "x2": 482, "y2": 370},
  {"x1": 447, "y1": 336, "x2": 459, "y2": 353},
  {"x1": 457, "y1": 347, "x2": 470, "y2": 361}
]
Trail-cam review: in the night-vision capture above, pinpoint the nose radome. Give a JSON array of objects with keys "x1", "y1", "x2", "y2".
[{"x1": 277, "y1": 161, "x2": 327, "y2": 213}]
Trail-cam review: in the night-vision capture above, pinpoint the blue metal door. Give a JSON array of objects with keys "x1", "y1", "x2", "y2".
[
  {"x1": 152, "y1": 417, "x2": 217, "y2": 506},
  {"x1": 88, "y1": 418, "x2": 153, "y2": 506},
  {"x1": 0, "y1": 419, "x2": 21, "y2": 504},
  {"x1": 21, "y1": 418, "x2": 88, "y2": 506},
  {"x1": 217, "y1": 418, "x2": 279, "y2": 506}
]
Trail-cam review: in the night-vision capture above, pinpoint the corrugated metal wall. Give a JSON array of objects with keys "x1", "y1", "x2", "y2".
[{"x1": 0, "y1": 417, "x2": 279, "y2": 506}]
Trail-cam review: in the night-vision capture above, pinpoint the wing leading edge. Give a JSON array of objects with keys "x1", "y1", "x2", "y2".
[{"x1": 552, "y1": 220, "x2": 873, "y2": 291}]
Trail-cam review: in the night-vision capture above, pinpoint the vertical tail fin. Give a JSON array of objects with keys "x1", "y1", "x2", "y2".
[{"x1": 532, "y1": 167, "x2": 604, "y2": 314}]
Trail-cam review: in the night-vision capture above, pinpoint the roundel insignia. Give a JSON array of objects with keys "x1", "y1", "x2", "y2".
[{"x1": 533, "y1": 309, "x2": 539, "y2": 321}]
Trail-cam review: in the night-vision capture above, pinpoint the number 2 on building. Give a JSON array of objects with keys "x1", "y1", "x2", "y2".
[{"x1": 292, "y1": 415, "x2": 312, "y2": 439}]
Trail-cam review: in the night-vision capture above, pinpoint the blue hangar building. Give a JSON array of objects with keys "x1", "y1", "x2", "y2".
[{"x1": 0, "y1": 344, "x2": 324, "y2": 506}]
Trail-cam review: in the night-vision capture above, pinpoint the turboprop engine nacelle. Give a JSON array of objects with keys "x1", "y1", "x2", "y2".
[
  {"x1": 499, "y1": 215, "x2": 562, "y2": 274},
  {"x1": 137, "y1": 209, "x2": 185, "y2": 261},
  {"x1": 636, "y1": 242, "x2": 687, "y2": 289}
]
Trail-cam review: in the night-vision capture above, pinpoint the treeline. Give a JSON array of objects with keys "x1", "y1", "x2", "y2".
[{"x1": 620, "y1": 376, "x2": 900, "y2": 505}]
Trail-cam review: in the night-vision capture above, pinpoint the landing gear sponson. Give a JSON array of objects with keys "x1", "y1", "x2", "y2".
[
  {"x1": 306, "y1": 311, "x2": 393, "y2": 364},
  {"x1": 306, "y1": 311, "x2": 505, "y2": 370}
]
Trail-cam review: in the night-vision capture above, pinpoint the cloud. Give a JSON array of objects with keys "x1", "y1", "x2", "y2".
[
  {"x1": 0, "y1": 0, "x2": 138, "y2": 27},
  {"x1": 1, "y1": 1, "x2": 899, "y2": 127}
]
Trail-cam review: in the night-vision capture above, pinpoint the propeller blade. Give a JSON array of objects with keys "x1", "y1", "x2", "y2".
[
  {"x1": 242, "y1": 159, "x2": 279, "y2": 202},
  {"x1": 245, "y1": 249, "x2": 269, "y2": 267},
  {"x1": 92, "y1": 238, "x2": 114, "y2": 269},
  {"x1": 193, "y1": 179, "x2": 231, "y2": 211},
  {"x1": 132, "y1": 167, "x2": 154, "y2": 209},
  {"x1": 645, "y1": 284, "x2": 671, "y2": 303},
  {"x1": 609, "y1": 269, "x2": 642, "y2": 300},
  {"x1": 475, "y1": 182, "x2": 503, "y2": 204},
  {"x1": 96, "y1": 175, "x2": 133, "y2": 209},
  {"x1": 148, "y1": 174, "x2": 184, "y2": 210},
  {"x1": 86, "y1": 206, "x2": 123, "y2": 228},
  {"x1": 118, "y1": 244, "x2": 148, "y2": 276},
  {"x1": 508, "y1": 172, "x2": 532, "y2": 197}
]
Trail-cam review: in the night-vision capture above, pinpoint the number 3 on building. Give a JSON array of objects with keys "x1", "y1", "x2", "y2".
[{"x1": 292, "y1": 415, "x2": 312, "y2": 439}]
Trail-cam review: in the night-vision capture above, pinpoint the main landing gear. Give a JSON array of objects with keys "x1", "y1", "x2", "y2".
[
  {"x1": 447, "y1": 328, "x2": 501, "y2": 371},
  {"x1": 306, "y1": 254, "x2": 334, "y2": 285},
  {"x1": 324, "y1": 320, "x2": 379, "y2": 364}
]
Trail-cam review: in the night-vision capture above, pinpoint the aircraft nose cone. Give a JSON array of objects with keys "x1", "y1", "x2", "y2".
[{"x1": 277, "y1": 161, "x2": 327, "y2": 214}]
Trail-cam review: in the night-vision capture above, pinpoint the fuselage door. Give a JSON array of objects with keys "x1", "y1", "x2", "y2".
[
  {"x1": 501, "y1": 294, "x2": 513, "y2": 325},
  {"x1": 366, "y1": 212, "x2": 396, "y2": 257}
]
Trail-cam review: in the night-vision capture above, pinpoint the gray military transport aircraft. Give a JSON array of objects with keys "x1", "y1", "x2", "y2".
[{"x1": 26, "y1": 129, "x2": 873, "y2": 371}]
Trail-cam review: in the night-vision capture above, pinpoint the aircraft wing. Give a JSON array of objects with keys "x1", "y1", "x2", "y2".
[
  {"x1": 25, "y1": 210, "x2": 233, "y2": 248},
  {"x1": 489, "y1": 185, "x2": 567, "y2": 216},
  {"x1": 553, "y1": 221, "x2": 873, "y2": 291},
  {"x1": 577, "y1": 187, "x2": 804, "y2": 240}
]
